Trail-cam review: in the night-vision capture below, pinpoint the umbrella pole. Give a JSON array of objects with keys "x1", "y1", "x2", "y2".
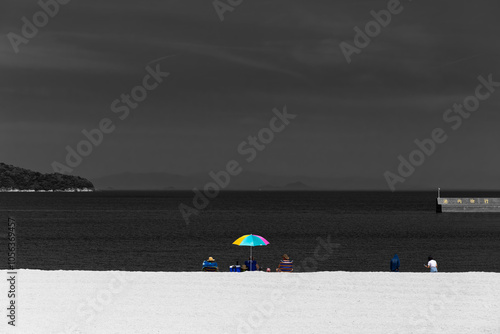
[{"x1": 250, "y1": 246, "x2": 252, "y2": 270}]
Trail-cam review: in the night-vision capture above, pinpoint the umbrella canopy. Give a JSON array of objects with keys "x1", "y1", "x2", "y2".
[
  {"x1": 232, "y1": 234, "x2": 270, "y2": 268},
  {"x1": 233, "y1": 234, "x2": 270, "y2": 246}
]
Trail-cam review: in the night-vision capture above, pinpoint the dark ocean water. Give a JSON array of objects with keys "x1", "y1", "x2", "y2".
[{"x1": 1, "y1": 191, "x2": 499, "y2": 272}]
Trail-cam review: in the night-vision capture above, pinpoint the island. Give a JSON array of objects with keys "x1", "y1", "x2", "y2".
[{"x1": 0, "y1": 163, "x2": 94, "y2": 192}]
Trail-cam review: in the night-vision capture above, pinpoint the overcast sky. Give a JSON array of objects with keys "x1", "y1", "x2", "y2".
[{"x1": 2, "y1": 0, "x2": 500, "y2": 190}]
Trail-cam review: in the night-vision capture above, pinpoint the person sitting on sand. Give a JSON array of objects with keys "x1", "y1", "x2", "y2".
[
  {"x1": 241, "y1": 264, "x2": 248, "y2": 272},
  {"x1": 202, "y1": 257, "x2": 218, "y2": 272},
  {"x1": 245, "y1": 257, "x2": 259, "y2": 271},
  {"x1": 424, "y1": 256, "x2": 438, "y2": 272},
  {"x1": 276, "y1": 254, "x2": 293, "y2": 272}
]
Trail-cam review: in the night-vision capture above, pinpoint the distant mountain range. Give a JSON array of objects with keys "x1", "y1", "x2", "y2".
[
  {"x1": 3, "y1": 164, "x2": 498, "y2": 192},
  {"x1": 90, "y1": 171, "x2": 386, "y2": 190},
  {"x1": 258, "y1": 181, "x2": 312, "y2": 191}
]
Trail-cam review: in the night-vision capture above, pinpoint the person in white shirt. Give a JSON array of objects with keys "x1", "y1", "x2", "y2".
[{"x1": 424, "y1": 256, "x2": 438, "y2": 272}]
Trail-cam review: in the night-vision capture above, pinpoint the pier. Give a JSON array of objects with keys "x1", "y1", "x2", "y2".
[{"x1": 436, "y1": 197, "x2": 500, "y2": 212}]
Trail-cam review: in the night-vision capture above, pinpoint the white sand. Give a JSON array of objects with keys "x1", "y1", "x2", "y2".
[{"x1": 1, "y1": 270, "x2": 498, "y2": 334}]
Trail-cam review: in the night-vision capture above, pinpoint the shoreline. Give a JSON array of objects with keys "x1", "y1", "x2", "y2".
[
  {"x1": 4, "y1": 268, "x2": 500, "y2": 273},
  {"x1": 0, "y1": 188, "x2": 94, "y2": 192}
]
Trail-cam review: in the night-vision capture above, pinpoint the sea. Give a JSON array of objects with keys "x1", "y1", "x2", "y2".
[{"x1": 1, "y1": 191, "x2": 499, "y2": 273}]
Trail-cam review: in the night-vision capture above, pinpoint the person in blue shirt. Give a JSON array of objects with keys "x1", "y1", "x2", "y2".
[
  {"x1": 244, "y1": 256, "x2": 259, "y2": 271},
  {"x1": 202, "y1": 257, "x2": 218, "y2": 272},
  {"x1": 390, "y1": 254, "x2": 400, "y2": 272}
]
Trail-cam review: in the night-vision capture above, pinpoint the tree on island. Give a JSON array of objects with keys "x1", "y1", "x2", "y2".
[{"x1": 0, "y1": 163, "x2": 94, "y2": 191}]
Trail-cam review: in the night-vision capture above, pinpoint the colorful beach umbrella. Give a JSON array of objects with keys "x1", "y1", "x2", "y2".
[{"x1": 232, "y1": 234, "x2": 270, "y2": 263}]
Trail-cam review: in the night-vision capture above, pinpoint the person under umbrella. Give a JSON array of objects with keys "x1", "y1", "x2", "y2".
[{"x1": 232, "y1": 234, "x2": 270, "y2": 271}]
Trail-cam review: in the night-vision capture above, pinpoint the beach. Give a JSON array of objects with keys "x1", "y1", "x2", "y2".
[{"x1": 1, "y1": 270, "x2": 498, "y2": 333}]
